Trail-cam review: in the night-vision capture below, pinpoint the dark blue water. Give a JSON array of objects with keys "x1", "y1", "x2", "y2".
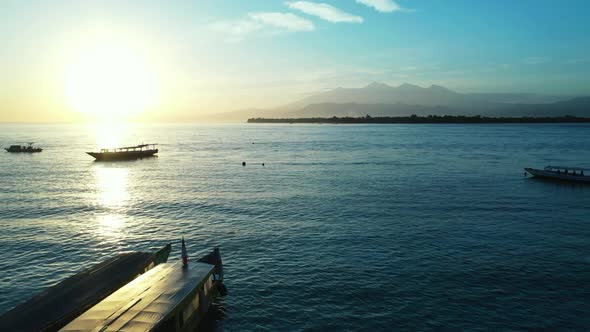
[{"x1": 1, "y1": 123, "x2": 589, "y2": 331}]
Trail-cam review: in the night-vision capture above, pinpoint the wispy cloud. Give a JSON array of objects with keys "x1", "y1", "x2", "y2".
[
  {"x1": 523, "y1": 56, "x2": 550, "y2": 65},
  {"x1": 286, "y1": 1, "x2": 363, "y2": 23},
  {"x1": 208, "y1": 19, "x2": 263, "y2": 40},
  {"x1": 249, "y1": 12, "x2": 315, "y2": 31},
  {"x1": 209, "y1": 12, "x2": 314, "y2": 41},
  {"x1": 356, "y1": 0, "x2": 409, "y2": 13}
]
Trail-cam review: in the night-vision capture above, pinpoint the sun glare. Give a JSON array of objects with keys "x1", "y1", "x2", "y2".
[
  {"x1": 95, "y1": 166, "x2": 129, "y2": 208},
  {"x1": 63, "y1": 37, "x2": 160, "y2": 121},
  {"x1": 90, "y1": 122, "x2": 131, "y2": 149}
]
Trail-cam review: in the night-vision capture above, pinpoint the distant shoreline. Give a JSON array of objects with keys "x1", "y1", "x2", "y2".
[{"x1": 247, "y1": 115, "x2": 590, "y2": 124}]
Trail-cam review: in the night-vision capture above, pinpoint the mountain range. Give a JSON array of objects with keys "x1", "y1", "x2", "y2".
[{"x1": 207, "y1": 83, "x2": 590, "y2": 121}]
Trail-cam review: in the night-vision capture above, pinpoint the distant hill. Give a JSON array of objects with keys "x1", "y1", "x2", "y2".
[
  {"x1": 282, "y1": 82, "x2": 502, "y2": 110},
  {"x1": 489, "y1": 97, "x2": 590, "y2": 117},
  {"x1": 282, "y1": 103, "x2": 456, "y2": 118},
  {"x1": 207, "y1": 83, "x2": 588, "y2": 121},
  {"x1": 248, "y1": 115, "x2": 590, "y2": 124},
  {"x1": 284, "y1": 97, "x2": 590, "y2": 118},
  {"x1": 281, "y1": 82, "x2": 570, "y2": 109}
]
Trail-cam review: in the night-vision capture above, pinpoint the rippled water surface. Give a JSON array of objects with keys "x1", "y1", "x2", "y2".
[{"x1": 1, "y1": 123, "x2": 590, "y2": 331}]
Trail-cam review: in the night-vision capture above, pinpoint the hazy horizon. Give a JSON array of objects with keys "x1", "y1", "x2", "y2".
[
  {"x1": 2, "y1": 2, "x2": 590, "y2": 330},
  {"x1": 2, "y1": 0, "x2": 589, "y2": 122}
]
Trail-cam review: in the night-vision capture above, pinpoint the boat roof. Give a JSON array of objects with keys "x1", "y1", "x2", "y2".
[
  {"x1": 545, "y1": 165, "x2": 589, "y2": 171},
  {"x1": 115, "y1": 144, "x2": 157, "y2": 149},
  {"x1": 60, "y1": 261, "x2": 214, "y2": 332}
]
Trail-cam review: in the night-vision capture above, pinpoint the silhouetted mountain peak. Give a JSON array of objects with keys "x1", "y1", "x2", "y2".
[
  {"x1": 397, "y1": 82, "x2": 422, "y2": 90},
  {"x1": 364, "y1": 82, "x2": 391, "y2": 89},
  {"x1": 225, "y1": 82, "x2": 585, "y2": 121},
  {"x1": 428, "y1": 84, "x2": 449, "y2": 91}
]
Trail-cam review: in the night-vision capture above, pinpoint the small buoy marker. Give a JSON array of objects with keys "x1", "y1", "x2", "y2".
[
  {"x1": 242, "y1": 162, "x2": 246, "y2": 166},
  {"x1": 262, "y1": 163, "x2": 265, "y2": 166},
  {"x1": 181, "y1": 237, "x2": 189, "y2": 268}
]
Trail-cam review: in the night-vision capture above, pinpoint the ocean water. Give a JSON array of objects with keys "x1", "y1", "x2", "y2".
[{"x1": 1, "y1": 123, "x2": 590, "y2": 331}]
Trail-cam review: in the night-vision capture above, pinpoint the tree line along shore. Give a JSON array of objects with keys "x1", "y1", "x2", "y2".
[{"x1": 247, "y1": 115, "x2": 590, "y2": 124}]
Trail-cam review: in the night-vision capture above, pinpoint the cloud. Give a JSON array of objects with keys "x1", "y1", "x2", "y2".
[
  {"x1": 356, "y1": 0, "x2": 408, "y2": 13},
  {"x1": 209, "y1": 12, "x2": 314, "y2": 41},
  {"x1": 523, "y1": 57, "x2": 550, "y2": 65},
  {"x1": 286, "y1": 1, "x2": 363, "y2": 23},
  {"x1": 248, "y1": 12, "x2": 315, "y2": 31},
  {"x1": 208, "y1": 19, "x2": 263, "y2": 40}
]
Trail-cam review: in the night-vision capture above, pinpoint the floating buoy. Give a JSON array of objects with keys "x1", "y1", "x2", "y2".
[
  {"x1": 262, "y1": 163, "x2": 265, "y2": 166},
  {"x1": 242, "y1": 162, "x2": 246, "y2": 166}
]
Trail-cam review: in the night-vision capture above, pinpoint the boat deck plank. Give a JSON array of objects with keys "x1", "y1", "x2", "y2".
[
  {"x1": 0, "y1": 252, "x2": 155, "y2": 332},
  {"x1": 60, "y1": 262, "x2": 215, "y2": 332}
]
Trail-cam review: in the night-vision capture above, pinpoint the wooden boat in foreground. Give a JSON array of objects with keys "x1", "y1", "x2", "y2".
[
  {"x1": 60, "y1": 247, "x2": 226, "y2": 332},
  {"x1": 525, "y1": 166, "x2": 590, "y2": 183},
  {"x1": 5, "y1": 142, "x2": 42, "y2": 153},
  {"x1": 86, "y1": 144, "x2": 158, "y2": 161},
  {"x1": 0, "y1": 244, "x2": 171, "y2": 332}
]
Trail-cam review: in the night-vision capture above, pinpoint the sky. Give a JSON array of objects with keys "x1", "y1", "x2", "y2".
[{"x1": 1, "y1": 0, "x2": 589, "y2": 122}]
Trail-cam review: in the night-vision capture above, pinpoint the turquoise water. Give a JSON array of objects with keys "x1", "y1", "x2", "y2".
[{"x1": 1, "y1": 123, "x2": 590, "y2": 331}]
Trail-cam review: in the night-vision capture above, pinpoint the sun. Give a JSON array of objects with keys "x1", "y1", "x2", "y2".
[{"x1": 63, "y1": 37, "x2": 160, "y2": 121}]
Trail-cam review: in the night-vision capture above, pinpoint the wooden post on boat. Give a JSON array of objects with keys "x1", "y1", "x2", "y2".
[{"x1": 181, "y1": 237, "x2": 189, "y2": 268}]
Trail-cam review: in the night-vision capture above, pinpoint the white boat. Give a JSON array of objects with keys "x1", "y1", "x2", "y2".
[{"x1": 524, "y1": 166, "x2": 590, "y2": 183}]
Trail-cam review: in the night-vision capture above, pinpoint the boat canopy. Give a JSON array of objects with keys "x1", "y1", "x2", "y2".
[
  {"x1": 544, "y1": 165, "x2": 589, "y2": 171},
  {"x1": 60, "y1": 261, "x2": 215, "y2": 332},
  {"x1": 99, "y1": 144, "x2": 158, "y2": 153},
  {"x1": 119, "y1": 144, "x2": 157, "y2": 149}
]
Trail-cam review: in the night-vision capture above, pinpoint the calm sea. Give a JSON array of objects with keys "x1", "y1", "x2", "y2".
[{"x1": 1, "y1": 123, "x2": 589, "y2": 331}]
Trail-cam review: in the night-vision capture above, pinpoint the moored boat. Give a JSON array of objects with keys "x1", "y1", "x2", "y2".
[
  {"x1": 524, "y1": 166, "x2": 590, "y2": 183},
  {"x1": 60, "y1": 247, "x2": 226, "y2": 332},
  {"x1": 5, "y1": 142, "x2": 42, "y2": 153},
  {"x1": 86, "y1": 144, "x2": 158, "y2": 161},
  {"x1": 0, "y1": 244, "x2": 171, "y2": 332}
]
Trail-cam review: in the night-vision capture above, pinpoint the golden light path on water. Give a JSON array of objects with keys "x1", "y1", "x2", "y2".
[
  {"x1": 90, "y1": 123, "x2": 134, "y2": 242},
  {"x1": 94, "y1": 166, "x2": 130, "y2": 241}
]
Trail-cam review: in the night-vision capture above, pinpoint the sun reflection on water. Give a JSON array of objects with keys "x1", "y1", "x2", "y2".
[
  {"x1": 95, "y1": 214, "x2": 127, "y2": 240},
  {"x1": 93, "y1": 165, "x2": 131, "y2": 242},
  {"x1": 95, "y1": 166, "x2": 129, "y2": 208}
]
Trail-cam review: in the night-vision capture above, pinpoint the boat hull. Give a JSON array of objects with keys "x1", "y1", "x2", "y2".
[
  {"x1": 181, "y1": 248, "x2": 226, "y2": 332},
  {"x1": 0, "y1": 244, "x2": 171, "y2": 332},
  {"x1": 60, "y1": 248, "x2": 225, "y2": 332},
  {"x1": 87, "y1": 149, "x2": 158, "y2": 161},
  {"x1": 5, "y1": 148, "x2": 42, "y2": 153},
  {"x1": 524, "y1": 168, "x2": 590, "y2": 183}
]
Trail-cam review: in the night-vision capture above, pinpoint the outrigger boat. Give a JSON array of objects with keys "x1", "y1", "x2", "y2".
[
  {"x1": 0, "y1": 244, "x2": 171, "y2": 332},
  {"x1": 60, "y1": 244, "x2": 226, "y2": 332},
  {"x1": 86, "y1": 144, "x2": 158, "y2": 161},
  {"x1": 525, "y1": 166, "x2": 590, "y2": 183},
  {"x1": 5, "y1": 142, "x2": 42, "y2": 153}
]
